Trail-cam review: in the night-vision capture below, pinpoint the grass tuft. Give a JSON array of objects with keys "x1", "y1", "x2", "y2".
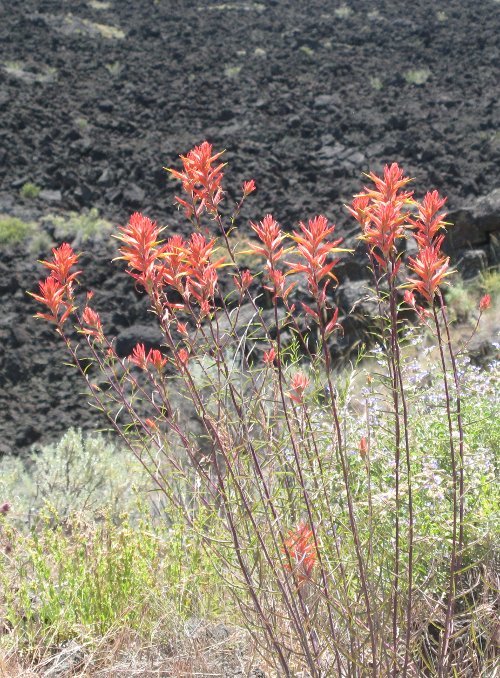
[
  {"x1": 0, "y1": 215, "x2": 36, "y2": 244},
  {"x1": 20, "y1": 183, "x2": 41, "y2": 200}
]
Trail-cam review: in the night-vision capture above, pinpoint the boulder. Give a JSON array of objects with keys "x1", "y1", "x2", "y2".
[
  {"x1": 115, "y1": 324, "x2": 164, "y2": 357},
  {"x1": 445, "y1": 188, "x2": 500, "y2": 261},
  {"x1": 457, "y1": 248, "x2": 488, "y2": 280}
]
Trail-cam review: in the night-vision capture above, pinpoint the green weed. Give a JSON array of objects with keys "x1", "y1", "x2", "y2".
[
  {"x1": 0, "y1": 215, "x2": 36, "y2": 244},
  {"x1": 404, "y1": 68, "x2": 431, "y2": 85},
  {"x1": 20, "y1": 183, "x2": 41, "y2": 200},
  {"x1": 43, "y1": 208, "x2": 114, "y2": 243}
]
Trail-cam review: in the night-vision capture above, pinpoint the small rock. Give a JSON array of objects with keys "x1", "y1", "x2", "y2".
[
  {"x1": 458, "y1": 248, "x2": 488, "y2": 279},
  {"x1": 73, "y1": 184, "x2": 93, "y2": 206},
  {"x1": 123, "y1": 183, "x2": 146, "y2": 206},
  {"x1": 39, "y1": 189, "x2": 62, "y2": 204},
  {"x1": 115, "y1": 324, "x2": 164, "y2": 357},
  {"x1": 98, "y1": 100, "x2": 114, "y2": 113}
]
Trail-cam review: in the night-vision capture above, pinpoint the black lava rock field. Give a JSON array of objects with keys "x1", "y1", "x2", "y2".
[{"x1": 1, "y1": 0, "x2": 499, "y2": 455}]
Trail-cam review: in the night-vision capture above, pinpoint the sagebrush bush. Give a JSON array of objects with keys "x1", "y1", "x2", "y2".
[
  {"x1": 42, "y1": 208, "x2": 114, "y2": 244},
  {"x1": 0, "y1": 215, "x2": 36, "y2": 244},
  {"x1": 20, "y1": 182, "x2": 41, "y2": 200},
  {"x1": 0, "y1": 429, "x2": 150, "y2": 526}
]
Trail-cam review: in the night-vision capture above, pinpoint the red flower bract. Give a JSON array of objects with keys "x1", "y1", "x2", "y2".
[
  {"x1": 409, "y1": 190, "x2": 448, "y2": 248},
  {"x1": 288, "y1": 215, "x2": 344, "y2": 298},
  {"x1": 348, "y1": 163, "x2": 413, "y2": 270},
  {"x1": 40, "y1": 242, "x2": 81, "y2": 287},
  {"x1": 263, "y1": 347, "x2": 276, "y2": 365},
  {"x1": 115, "y1": 212, "x2": 165, "y2": 291},
  {"x1": 282, "y1": 522, "x2": 317, "y2": 584},
  {"x1": 129, "y1": 343, "x2": 168, "y2": 371},
  {"x1": 242, "y1": 179, "x2": 256, "y2": 196},
  {"x1": 288, "y1": 372, "x2": 310, "y2": 404},
  {"x1": 479, "y1": 294, "x2": 491, "y2": 312},
  {"x1": 249, "y1": 214, "x2": 286, "y2": 267},
  {"x1": 81, "y1": 306, "x2": 104, "y2": 342},
  {"x1": 31, "y1": 243, "x2": 80, "y2": 325},
  {"x1": 407, "y1": 242, "x2": 451, "y2": 304},
  {"x1": 168, "y1": 141, "x2": 225, "y2": 218}
]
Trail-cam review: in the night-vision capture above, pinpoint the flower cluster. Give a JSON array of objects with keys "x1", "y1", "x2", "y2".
[
  {"x1": 287, "y1": 215, "x2": 344, "y2": 333},
  {"x1": 116, "y1": 214, "x2": 225, "y2": 317},
  {"x1": 348, "y1": 165, "x2": 453, "y2": 306},
  {"x1": 249, "y1": 214, "x2": 297, "y2": 300},
  {"x1": 115, "y1": 213, "x2": 165, "y2": 292},
  {"x1": 289, "y1": 216, "x2": 343, "y2": 297},
  {"x1": 129, "y1": 342, "x2": 168, "y2": 371},
  {"x1": 81, "y1": 304, "x2": 104, "y2": 343},
  {"x1": 288, "y1": 372, "x2": 310, "y2": 404},
  {"x1": 31, "y1": 243, "x2": 80, "y2": 325},
  {"x1": 348, "y1": 163, "x2": 413, "y2": 272},
  {"x1": 167, "y1": 141, "x2": 225, "y2": 219},
  {"x1": 407, "y1": 189, "x2": 452, "y2": 304},
  {"x1": 282, "y1": 522, "x2": 317, "y2": 585}
]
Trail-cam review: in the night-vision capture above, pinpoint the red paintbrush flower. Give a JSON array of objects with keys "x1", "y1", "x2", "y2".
[
  {"x1": 266, "y1": 268, "x2": 296, "y2": 301},
  {"x1": 115, "y1": 212, "x2": 165, "y2": 291},
  {"x1": 182, "y1": 233, "x2": 225, "y2": 313},
  {"x1": 409, "y1": 190, "x2": 448, "y2": 248},
  {"x1": 157, "y1": 234, "x2": 189, "y2": 296},
  {"x1": 129, "y1": 343, "x2": 167, "y2": 371},
  {"x1": 148, "y1": 348, "x2": 168, "y2": 371},
  {"x1": 40, "y1": 243, "x2": 81, "y2": 287},
  {"x1": 129, "y1": 343, "x2": 148, "y2": 370},
  {"x1": 348, "y1": 164, "x2": 413, "y2": 270},
  {"x1": 177, "y1": 348, "x2": 190, "y2": 368},
  {"x1": 32, "y1": 243, "x2": 80, "y2": 325},
  {"x1": 249, "y1": 214, "x2": 286, "y2": 266},
  {"x1": 407, "y1": 242, "x2": 452, "y2": 304},
  {"x1": 168, "y1": 141, "x2": 225, "y2": 218},
  {"x1": 359, "y1": 436, "x2": 368, "y2": 459},
  {"x1": 242, "y1": 179, "x2": 256, "y2": 196},
  {"x1": 479, "y1": 294, "x2": 491, "y2": 312},
  {"x1": 282, "y1": 522, "x2": 317, "y2": 584},
  {"x1": 263, "y1": 347, "x2": 276, "y2": 365},
  {"x1": 81, "y1": 306, "x2": 104, "y2": 342},
  {"x1": 364, "y1": 162, "x2": 413, "y2": 203},
  {"x1": 288, "y1": 215, "x2": 344, "y2": 296},
  {"x1": 288, "y1": 372, "x2": 310, "y2": 404},
  {"x1": 234, "y1": 269, "x2": 253, "y2": 293},
  {"x1": 359, "y1": 200, "x2": 408, "y2": 268},
  {"x1": 31, "y1": 275, "x2": 75, "y2": 325}
]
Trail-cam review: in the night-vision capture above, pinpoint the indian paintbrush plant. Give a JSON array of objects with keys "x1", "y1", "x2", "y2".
[{"x1": 30, "y1": 142, "x2": 497, "y2": 676}]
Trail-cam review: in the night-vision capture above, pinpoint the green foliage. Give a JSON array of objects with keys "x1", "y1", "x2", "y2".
[
  {"x1": 0, "y1": 432, "x2": 226, "y2": 655},
  {"x1": 42, "y1": 208, "x2": 114, "y2": 243},
  {"x1": 0, "y1": 510, "x2": 223, "y2": 649},
  {"x1": 445, "y1": 279, "x2": 476, "y2": 321},
  {"x1": 105, "y1": 60, "x2": 123, "y2": 76},
  {"x1": 0, "y1": 215, "x2": 36, "y2": 244},
  {"x1": 20, "y1": 182, "x2": 41, "y2": 200},
  {"x1": 0, "y1": 354, "x2": 498, "y2": 670},
  {"x1": 334, "y1": 5, "x2": 352, "y2": 18},
  {"x1": 480, "y1": 268, "x2": 500, "y2": 297},
  {"x1": 0, "y1": 429, "x2": 149, "y2": 525},
  {"x1": 370, "y1": 76, "x2": 383, "y2": 90},
  {"x1": 404, "y1": 68, "x2": 431, "y2": 85}
]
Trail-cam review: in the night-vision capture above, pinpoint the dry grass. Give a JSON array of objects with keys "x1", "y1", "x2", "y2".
[{"x1": 0, "y1": 624, "x2": 265, "y2": 677}]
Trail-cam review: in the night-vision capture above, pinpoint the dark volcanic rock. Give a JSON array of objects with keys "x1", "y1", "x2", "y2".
[
  {"x1": 446, "y1": 189, "x2": 500, "y2": 258},
  {"x1": 0, "y1": 0, "x2": 499, "y2": 455},
  {"x1": 115, "y1": 325, "x2": 164, "y2": 357},
  {"x1": 458, "y1": 248, "x2": 489, "y2": 280}
]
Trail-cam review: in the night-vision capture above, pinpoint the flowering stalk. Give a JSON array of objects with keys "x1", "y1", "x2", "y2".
[{"x1": 350, "y1": 164, "x2": 417, "y2": 675}]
